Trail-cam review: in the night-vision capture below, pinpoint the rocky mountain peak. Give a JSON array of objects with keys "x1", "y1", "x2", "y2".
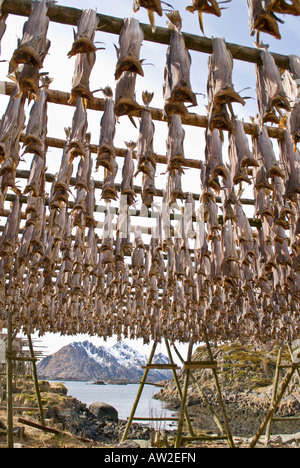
[{"x1": 37, "y1": 341, "x2": 172, "y2": 383}]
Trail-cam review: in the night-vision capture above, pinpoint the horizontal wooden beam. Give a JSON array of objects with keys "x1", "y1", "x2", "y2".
[
  {"x1": 0, "y1": 406, "x2": 48, "y2": 412},
  {"x1": 142, "y1": 364, "x2": 180, "y2": 370},
  {"x1": 1, "y1": 0, "x2": 292, "y2": 70},
  {"x1": 182, "y1": 435, "x2": 228, "y2": 441},
  {"x1": 2, "y1": 81, "x2": 285, "y2": 140},
  {"x1": 18, "y1": 418, "x2": 98, "y2": 445}
]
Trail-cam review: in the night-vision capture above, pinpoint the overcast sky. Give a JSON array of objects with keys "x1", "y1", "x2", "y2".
[{"x1": 0, "y1": 1, "x2": 298, "y2": 361}]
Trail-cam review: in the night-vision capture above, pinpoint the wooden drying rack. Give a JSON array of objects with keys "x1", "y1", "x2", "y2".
[
  {"x1": 0, "y1": 0, "x2": 291, "y2": 227},
  {"x1": 0, "y1": 0, "x2": 298, "y2": 450}
]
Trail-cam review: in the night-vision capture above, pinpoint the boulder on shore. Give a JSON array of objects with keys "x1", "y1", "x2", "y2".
[{"x1": 89, "y1": 402, "x2": 118, "y2": 422}]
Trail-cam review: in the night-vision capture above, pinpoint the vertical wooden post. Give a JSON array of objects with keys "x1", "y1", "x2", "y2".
[
  {"x1": 164, "y1": 339, "x2": 195, "y2": 438},
  {"x1": 172, "y1": 342, "x2": 227, "y2": 437},
  {"x1": 27, "y1": 334, "x2": 45, "y2": 426},
  {"x1": 120, "y1": 341, "x2": 158, "y2": 444},
  {"x1": 203, "y1": 328, "x2": 235, "y2": 448},
  {"x1": 6, "y1": 307, "x2": 14, "y2": 449},
  {"x1": 175, "y1": 337, "x2": 194, "y2": 448},
  {"x1": 265, "y1": 345, "x2": 283, "y2": 442},
  {"x1": 250, "y1": 363, "x2": 297, "y2": 448}
]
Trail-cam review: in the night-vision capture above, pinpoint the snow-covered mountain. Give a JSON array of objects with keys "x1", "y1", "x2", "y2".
[{"x1": 37, "y1": 341, "x2": 172, "y2": 383}]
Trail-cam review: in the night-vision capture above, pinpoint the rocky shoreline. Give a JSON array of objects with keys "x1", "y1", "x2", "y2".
[
  {"x1": 1, "y1": 376, "x2": 300, "y2": 448},
  {"x1": 153, "y1": 343, "x2": 300, "y2": 439},
  {"x1": 2, "y1": 343, "x2": 299, "y2": 448}
]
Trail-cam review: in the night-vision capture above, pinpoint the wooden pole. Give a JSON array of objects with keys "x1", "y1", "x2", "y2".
[
  {"x1": 26, "y1": 334, "x2": 45, "y2": 426},
  {"x1": 2, "y1": 81, "x2": 285, "y2": 140},
  {"x1": 6, "y1": 307, "x2": 14, "y2": 449},
  {"x1": 249, "y1": 363, "x2": 298, "y2": 448},
  {"x1": 175, "y1": 337, "x2": 194, "y2": 448},
  {"x1": 265, "y1": 345, "x2": 283, "y2": 442},
  {"x1": 1, "y1": 0, "x2": 292, "y2": 70},
  {"x1": 172, "y1": 342, "x2": 227, "y2": 438},
  {"x1": 164, "y1": 339, "x2": 195, "y2": 438},
  {"x1": 18, "y1": 417, "x2": 102, "y2": 445},
  {"x1": 120, "y1": 341, "x2": 158, "y2": 444},
  {"x1": 203, "y1": 328, "x2": 235, "y2": 448}
]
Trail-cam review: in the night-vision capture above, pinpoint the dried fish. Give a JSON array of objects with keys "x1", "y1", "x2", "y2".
[
  {"x1": 205, "y1": 128, "x2": 230, "y2": 190},
  {"x1": 85, "y1": 178, "x2": 96, "y2": 227},
  {"x1": 210, "y1": 37, "x2": 246, "y2": 108},
  {"x1": 121, "y1": 141, "x2": 136, "y2": 205},
  {"x1": 229, "y1": 138, "x2": 252, "y2": 186},
  {"x1": 0, "y1": 177, "x2": 7, "y2": 215},
  {"x1": 256, "y1": 46, "x2": 291, "y2": 125},
  {"x1": 283, "y1": 55, "x2": 300, "y2": 146},
  {"x1": 68, "y1": 98, "x2": 89, "y2": 162},
  {"x1": 68, "y1": 9, "x2": 99, "y2": 57},
  {"x1": 115, "y1": 71, "x2": 141, "y2": 117},
  {"x1": 186, "y1": 1, "x2": 230, "y2": 34},
  {"x1": 247, "y1": 0, "x2": 283, "y2": 39},
  {"x1": 0, "y1": 12, "x2": 7, "y2": 56},
  {"x1": 255, "y1": 188, "x2": 274, "y2": 220},
  {"x1": 115, "y1": 17, "x2": 144, "y2": 80},
  {"x1": 142, "y1": 162, "x2": 157, "y2": 208},
  {"x1": 234, "y1": 202, "x2": 255, "y2": 261},
  {"x1": 97, "y1": 87, "x2": 116, "y2": 173},
  {"x1": 0, "y1": 197, "x2": 21, "y2": 255},
  {"x1": 132, "y1": 0, "x2": 163, "y2": 32},
  {"x1": 101, "y1": 157, "x2": 119, "y2": 202},
  {"x1": 24, "y1": 153, "x2": 46, "y2": 197},
  {"x1": 167, "y1": 168, "x2": 184, "y2": 206},
  {"x1": 19, "y1": 224, "x2": 34, "y2": 265},
  {"x1": 265, "y1": 0, "x2": 300, "y2": 15},
  {"x1": 254, "y1": 146, "x2": 274, "y2": 190},
  {"x1": 70, "y1": 51, "x2": 96, "y2": 105},
  {"x1": 280, "y1": 130, "x2": 300, "y2": 202},
  {"x1": 290, "y1": 54, "x2": 300, "y2": 79},
  {"x1": 74, "y1": 147, "x2": 92, "y2": 192},
  {"x1": 232, "y1": 119, "x2": 259, "y2": 169},
  {"x1": 163, "y1": 11, "x2": 197, "y2": 117},
  {"x1": 258, "y1": 126, "x2": 285, "y2": 179},
  {"x1": 50, "y1": 139, "x2": 73, "y2": 209},
  {"x1": 136, "y1": 91, "x2": 156, "y2": 175},
  {"x1": 9, "y1": 0, "x2": 51, "y2": 74},
  {"x1": 166, "y1": 114, "x2": 185, "y2": 173},
  {"x1": 0, "y1": 87, "x2": 26, "y2": 166},
  {"x1": 205, "y1": 196, "x2": 221, "y2": 240},
  {"x1": 206, "y1": 42, "x2": 235, "y2": 133},
  {"x1": 23, "y1": 81, "x2": 50, "y2": 157}
]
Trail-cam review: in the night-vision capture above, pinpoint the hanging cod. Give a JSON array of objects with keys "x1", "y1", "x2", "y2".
[
  {"x1": 135, "y1": 91, "x2": 157, "y2": 208},
  {"x1": 114, "y1": 18, "x2": 144, "y2": 120},
  {"x1": 8, "y1": 0, "x2": 52, "y2": 101},
  {"x1": 96, "y1": 87, "x2": 118, "y2": 202},
  {"x1": 255, "y1": 45, "x2": 291, "y2": 124},
  {"x1": 163, "y1": 11, "x2": 197, "y2": 118},
  {"x1": 247, "y1": 0, "x2": 286, "y2": 40},
  {"x1": 207, "y1": 37, "x2": 245, "y2": 132},
  {"x1": 132, "y1": 0, "x2": 164, "y2": 32},
  {"x1": 186, "y1": 0, "x2": 232, "y2": 35},
  {"x1": 68, "y1": 9, "x2": 99, "y2": 105},
  {"x1": 282, "y1": 54, "x2": 300, "y2": 147}
]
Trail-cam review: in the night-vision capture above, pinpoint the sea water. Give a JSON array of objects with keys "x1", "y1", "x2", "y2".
[{"x1": 50, "y1": 380, "x2": 178, "y2": 430}]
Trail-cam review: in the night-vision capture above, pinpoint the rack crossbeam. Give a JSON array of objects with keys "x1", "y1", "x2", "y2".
[{"x1": 1, "y1": 0, "x2": 292, "y2": 70}]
